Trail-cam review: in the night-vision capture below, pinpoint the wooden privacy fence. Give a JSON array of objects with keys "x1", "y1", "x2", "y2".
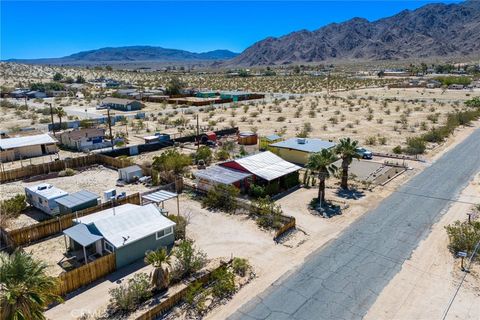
[
  {"x1": 8, "y1": 193, "x2": 141, "y2": 247},
  {"x1": 274, "y1": 216, "x2": 296, "y2": 242},
  {"x1": 56, "y1": 253, "x2": 116, "y2": 296},
  {"x1": 135, "y1": 260, "x2": 231, "y2": 320}
]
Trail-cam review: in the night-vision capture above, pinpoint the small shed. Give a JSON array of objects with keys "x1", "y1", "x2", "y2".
[
  {"x1": 55, "y1": 190, "x2": 100, "y2": 215},
  {"x1": 118, "y1": 165, "x2": 143, "y2": 183},
  {"x1": 259, "y1": 134, "x2": 283, "y2": 150}
]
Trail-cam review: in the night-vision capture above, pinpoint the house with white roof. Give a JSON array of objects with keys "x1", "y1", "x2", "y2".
[
  {"x1": 0, "y1": 133, "x2": 58, "y2": 162},
  {"x1": 63, "y1": 203, "x2": 176, "y2": 267},
  {"x1": 200, "y1": 151, "x2": 302, "y2": 195},
  {"x1": 25, "y1": 183, "x2": 69, "y2": 215}
]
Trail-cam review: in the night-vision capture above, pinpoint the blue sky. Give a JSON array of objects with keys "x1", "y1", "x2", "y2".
[{"x1": 1, "y1": 0, "x2": 461, "y2": 59}]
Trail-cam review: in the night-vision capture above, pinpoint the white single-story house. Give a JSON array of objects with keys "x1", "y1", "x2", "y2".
[
  {"x1": 0, "y1": 133, "x2": 58, "y2": 162},
  {"x1": 25, "y1": 183, "x2": 69, "y2": 215},
  {"x1": 101, "y1": 97, "x2": 143, "y2": 111},
  {"x1": 60, "y1": 128, "x2": 107, "y2": 151},
  {"x1": 63, "y1": 203, "x2": 176, "y2": 267}
]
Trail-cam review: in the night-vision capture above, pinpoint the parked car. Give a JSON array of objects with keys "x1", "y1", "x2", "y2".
[{"x1": 356, "y1": 147, "x2": 373, "y2": 159}]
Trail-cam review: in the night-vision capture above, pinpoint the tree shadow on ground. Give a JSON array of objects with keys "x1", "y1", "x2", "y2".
[{"x1": 335, "y1": 188, "x2": 366, "y2": 200}]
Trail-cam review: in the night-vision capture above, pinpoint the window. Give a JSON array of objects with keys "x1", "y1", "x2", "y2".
[
  {"x1": 104, "y1": 241, "x2": 114, "y2": 253},
  {"x1": 156, "y1": 227, "x2": 173, "y2": 240}
]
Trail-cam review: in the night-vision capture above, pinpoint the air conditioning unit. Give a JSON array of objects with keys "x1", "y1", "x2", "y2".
[
  {"x1": 104, "y1": 189, "x2": 116, "y2": 202},
  {"x1": 297, "y1": 138, "x2": 306, "y2": 144}
]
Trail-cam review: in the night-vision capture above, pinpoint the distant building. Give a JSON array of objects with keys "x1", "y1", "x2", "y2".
[
  {"x1": 9, "y1": 89, "x2": 28, "y2": 98},
  {"x1": 26, "y1": 91, "x2": 47, "y2": 99},
  {"x1": 60, "y1": 128, "x2": 107, "y2": 151},
  {"x1": 269, "y1": 138, "x2": 336, "y2": 165},
  {"x1": 101, "y1": 97, "x2": 143, "y2": 111},
  {"x1": 448, "y1": 84, "x2": 464, "y2": 90},
  {"x1": 259, "y1": 134, "x2": 283, "y2": 151},
  {"x1": 220, "y1": 91, "x2": 251, "y2": 102},
  {"x1": 25, "y1": 183, "x2": 68, "y2": 215},
  {"x1": 0, "y1": 133, "x2": 58, "y2": 162}
]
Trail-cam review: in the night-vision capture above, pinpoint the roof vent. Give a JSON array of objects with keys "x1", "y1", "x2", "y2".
[{"x1": 297, "y1": 138, "x2": 306, "y2": 144}]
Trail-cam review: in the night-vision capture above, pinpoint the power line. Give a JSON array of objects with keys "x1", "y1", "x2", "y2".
[{"x1": 441, "y1": 240, "x2": 480, "y2": 320}]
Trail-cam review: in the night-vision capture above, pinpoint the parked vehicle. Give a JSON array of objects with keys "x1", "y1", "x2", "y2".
[{"x1": 356, "y1": 147, "x2": 373, "y2": 159}]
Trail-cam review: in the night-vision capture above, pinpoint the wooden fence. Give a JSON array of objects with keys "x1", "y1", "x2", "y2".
[
  {"x1": 8, "y1": 193, "x2": 141, "y2": 247},
  {"x1": 135, "y1": 260, "x2": 231, "y2": 320},
  {"x1": 55, "y1": 253, "x2": 116, "y2": 296}
]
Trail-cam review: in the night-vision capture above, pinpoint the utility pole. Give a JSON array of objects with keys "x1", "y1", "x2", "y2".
[
  {"x1": 107, "y1": 107, "x2": 114, "y2": 150},
  {"x1": 48, "y1": 102, "x2": 56, "y2": 137},
  {"x1": 196, "y1": 113, "x2": 200, "y2": 151}
]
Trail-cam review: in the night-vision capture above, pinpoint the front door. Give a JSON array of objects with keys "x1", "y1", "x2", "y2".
[{"x1": 41, "y1": 144, "x2": 47, "y2": 154}]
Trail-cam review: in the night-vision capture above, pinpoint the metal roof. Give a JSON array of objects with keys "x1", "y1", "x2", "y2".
[
  {"x1": 270, "y1": 138, "x2": 336, "y2": 153},
  {"x1": 63, "y1": 224, "x2": 103, "y2": 247},
  {"x1": 76, "y1": 204, "x2": 176, "y2": 248},
  {"x1": 0, "y1": 134, "x2": 57, "y2": 150},
  {"x1": 55, "y1": 190, "x2": 99, "y2": 209},
  {"x1": 194, "y1": 166, "x2": 252, "y2": 184},
  {"x1": 142, "y1": 190, "x2": 178, "y2": 203},
  {"x1": 265, "y1": 134, "x2": 282, "y2": 141},
  {"x1": 25, "y1": 183, "x2": 68, "y2": 200},
  {"x1": 229, "y1": 151, "x2": 301, "y2": 181}
]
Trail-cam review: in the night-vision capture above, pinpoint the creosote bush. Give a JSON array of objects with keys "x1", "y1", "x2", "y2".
[
  {"x1": 0, "y1": 194, "x2": 27, "y2": 217},
  {"x1": 108, "y1": 273, "x2": 152, "y2": 314},
  {"x1": 202, "y1": 184, "x2": 239, "y2": 213},
  {"x1": 445, "y1": 220, "x2": 480, "y2": 257}
]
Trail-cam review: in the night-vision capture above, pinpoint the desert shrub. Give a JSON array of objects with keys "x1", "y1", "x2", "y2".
[
  {"x1": 232, "y1": 258, "x2": 250, "y2": 277},
  {"x1": 445, "y1": 220, "x2": 480, "y2": 256},
  {"x1": 365, "y1": 136, "x2": 377, "y2": 146},
  {"x1": 392, "y1": 146, "x2": 402, "y2": 154},
  {"x1": 0, "y1": 194, "x2": 27, "y2": 217},
  {"x1": 202, "y1": 184, "x2": 239, "y2": 213},
  {"x1": 58, "y1": 168, "x2": 76, "y2": 177},
  {"x1": 215, "y1": 148, "x2": 230, "y2": 161},
  {"x1": 404, "y1": 137, "x2": 426, "y2": 155},
  {"x1": 184, "y1": 281, "x2": 207, "y2": 314},
  {"x1": 171, "y1": 239, "x2": 207, "y2": 279},
  {"x1": 465, "y1": 97, "x2": 480, "y2": 108},
  {"x1": 265, "y1": 180, "x2": 280, "y2": 196},
  {"x1": 250, "y1": 197, "x2": 284, "y2": 230},
  {"x1": 152, "y1": 149, "x2": 191, "y2": 176},
  {"x1": 168, "y1": 215, "x2": 187, "y2": 240},
  {"x1": 108, "y1": 273, "x2": 151, "y2": 314},
  {"x1": 211, "y1": 266, "x2": 236, "y2": 299},
  {"x1": 194, "y1": 146, "x2": 213, "y2": 165},
  {"x1": 249, "y1": 184, "x2": 266, "y2": 198}
]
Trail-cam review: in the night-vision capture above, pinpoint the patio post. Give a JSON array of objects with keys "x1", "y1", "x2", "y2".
[
  {"x1": 177, "y1": 195, "x2": 180, "y2": 216},
  {"x1": 83, "y1": 246, "x2": 88, "y2": 265},
  {"x1": 64, "y1": 235, "x2": 68, "y2": 252}
]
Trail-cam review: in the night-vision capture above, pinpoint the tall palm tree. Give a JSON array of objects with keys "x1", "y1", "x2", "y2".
[
  {"x1": 307, "y1": 149, "x2": 337, "y2": 205},
  {"x1": 335, "y1": 137, "x2": 361, "y2": 190},
  {"x1": 144, "y1": 247, "x2": 171, "y2": 291},
  {"x1": 55, "y1": 107, "x2": 67, "y2": 130},
  {"x1": 0, "y1": 250, "x2": 61, "y2": 320}
]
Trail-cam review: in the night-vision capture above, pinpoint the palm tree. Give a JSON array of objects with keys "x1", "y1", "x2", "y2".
[
  {"x1": 144, "y1": 247, "x2": 171, "y2": 291},
  {"x1": 55, "y1": 107, "x2": 67, "y2": 130},
  {"x1": 335, "y1": 137, "x2": 360, "y2": 190},
  {"x1": 0, "y1": 250, "x2": 61, "y2": 320},
  {"x1": 307, "y1": 149, "x2": 337, "y2": 206}
]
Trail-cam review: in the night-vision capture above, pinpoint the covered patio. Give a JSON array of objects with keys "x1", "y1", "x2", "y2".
[
  {"x1": 141, "y1": 190, "x2": 180, "y2": 215},
  {"x1": 62, "y1": 224, "x2": 104, "y2": 267}
]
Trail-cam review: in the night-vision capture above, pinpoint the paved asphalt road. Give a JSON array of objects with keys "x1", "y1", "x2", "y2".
[{"x1": 231, "y1": 128, "x2": 480, "y2": 320}]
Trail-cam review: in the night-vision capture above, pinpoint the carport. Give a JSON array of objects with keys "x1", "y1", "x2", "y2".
[{"x1": 142, "y1": 190, "x2": 179, "y2": 215}]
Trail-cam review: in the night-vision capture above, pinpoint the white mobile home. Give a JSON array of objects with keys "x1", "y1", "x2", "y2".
[
  {"x1": 25, "y1": 183, "x2": 68, "y2": 215},
  {"x1": 0, "y1": 133, "x2": 58, "y2": 162}
]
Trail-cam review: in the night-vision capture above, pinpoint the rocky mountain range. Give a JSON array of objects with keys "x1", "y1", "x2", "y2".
[
  {"x1": 229, "y1": 0, "x2": 480, "y2": 66},
  {"x1": 7, "y1": 46, "x2": 238, "y2": 65}
]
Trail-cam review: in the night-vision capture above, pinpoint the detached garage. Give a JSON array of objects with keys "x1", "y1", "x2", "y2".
[{"x1": 0, "y1": 134, "x2": 58, "y2": 162}]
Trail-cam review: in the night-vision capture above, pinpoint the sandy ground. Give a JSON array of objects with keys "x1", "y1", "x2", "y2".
[
  {"x1": 365, "y1": 173, "x2": 480, "y2": 320},
  {"x1": 2, "y1": 165, "x2": 152, "y2": 229},
  {"x1": 24, "y1": 235, "x2": 67, "y2": 277}
]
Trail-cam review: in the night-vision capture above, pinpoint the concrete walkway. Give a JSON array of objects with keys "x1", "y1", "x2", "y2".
[{"x1": 230, "y1": 128, "x2": 480, "y2": 320}]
